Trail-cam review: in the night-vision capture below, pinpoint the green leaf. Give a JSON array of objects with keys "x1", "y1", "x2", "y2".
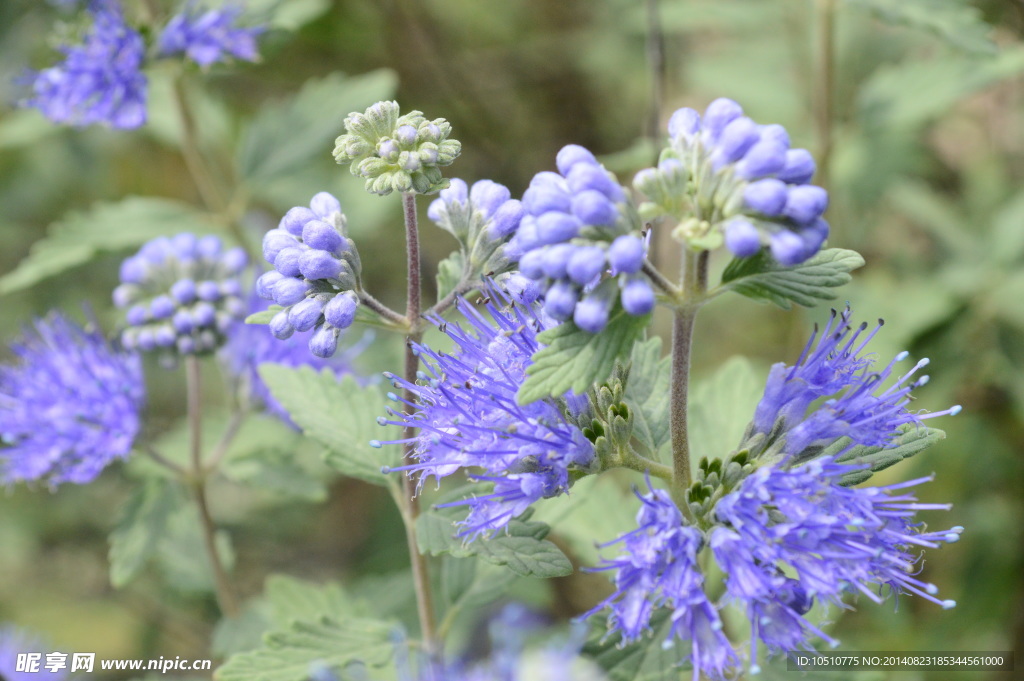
[
  {"x1": 859, "y1": 48, "x2": 1024, "y2": 130},
  {"x1": 108, "y1": 479, "x2": 185, "y2": 588},
  {"x1": 0, "y1": 197, "x2": 218, "y2": 295},
  {"x1": 584, "y1": 610, "x2": 682, "y2": 681},
  {"x1": 842, "y1": 0, "x2": 996, "y2": 55},
  {"x1": 158, "y1": 504, "x2": 234, "y2": 594},
  {"x1": 718, "y1": 248, "x2": 864, "y2": 310},
  {"x1": 519, "y1": 311, "x2": 650, "y2": 404},
  {"x1": 246, "y1": 306, "x2": 283, "y2": 325},
  {"x1": 416, "y1": 508, "x2": 572, "y2": 578},
  {"x1": 257, "y1": 367, "x2": 400, "y2": 486},
  {"x1": 265, "y1": 575, "x2": 365, "y2": 626},
  {"x1": 237, "y1": 70, "x2": 398, "y2": 186},
  {"x1": 436, "y1": 249, "x2": 466, "y2": 302},
  {"x1": 690, "y1": 356, "x2": 763, "y2": 461},
  {"x1": 828, "y1": 425, "x2": 946, "y2": 486},
  {"x1": 214, "y1": 617, "x2": 396, "y2": 681},
  {"x1": 623, "y1": 338, "x2": 671, "y2": 456},
  {"x1": 212, "y1": 602, "x2": 275, "y2": 657}
]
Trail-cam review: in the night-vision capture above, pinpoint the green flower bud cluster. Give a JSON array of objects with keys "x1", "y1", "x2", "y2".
[
  {"x1": 686, "y1": 451, "x2": 755, "y2": 529},
  {"x1": 575, "y1": 366, "x2": 635, "y2": 469},
  {"x1": 333, "y1": 100, "x2": 461, "y2": 196}
]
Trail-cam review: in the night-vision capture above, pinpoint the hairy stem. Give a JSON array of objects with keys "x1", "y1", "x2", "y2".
[
  {"x1": 620, "y1": 445, "x2": 674, "y2": 482},
  {"x1": 358, "y1": 290, "x2": 410, "y2": 329},
  {"x1": 814, "y1": 0, "x2": 836, "y2": 193},
  {"x1": 642, "y1": 258, "x2": 682, "y2": 300},
  {"x1": 399, "y1": 193, "x2": 439, "y2": 653},
  {"x1": 185, "y1": 357, "x2": 241, "y2": 618},
  {"x1": 669, "y1": 250, "x2": 708, "y2": 508}
]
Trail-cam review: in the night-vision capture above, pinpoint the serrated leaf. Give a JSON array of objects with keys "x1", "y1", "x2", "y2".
[
  {"x1": 257, "y1": 367, "x2": 399, "y2": 485},
  {"x1": 623, "y1": 337, "x2": 671, "y2": 456},
  {"x1": 584, "y1": 610, "x2": 682, "y2": 681},
  {"x1": 416, "y1": 510, "x2": 572, "y2": 578},
  {"x1": 519, "y1": 311, "x2": 650, "y2": 404},
  {"x1": 826, "y1": 424, "x2": 946, "y2": 486},
  {"x1": 436, "y1": 249, "x2": 466, "y2": 302},
  {"x1": 265, "y1": 575, "x2": 364, "y2": 627},
  {"x1": 718, "y1": 248, "x2": 864, "y2": 309},
  {"x1": 859, "y1": 48, "x2": 1024, "y2": 130},
  {"x1": 843, "y1": 0, "x2": 995, "y2": 55},
  {"x1": 108, "y1": 479, "x2": 185, "y2": 588},
  {"x1": 246, "y1": 306, "x2": 283, "y2": 325},
  {"x1": 237, "y1": 70, "x2": 397, "y2": 185},
  {"x1": 0, "y1": 197, "x2": 218, "y2": 295},
  {"x1": 214, "y1": 617, "x2": 396, "y2": 681},
  {"x1": 690, "y1": 356, "x2": 763, "y2": 461}
]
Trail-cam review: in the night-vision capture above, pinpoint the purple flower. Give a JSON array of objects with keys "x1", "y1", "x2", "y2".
[
  {"x1": 113, "y1": 234, "x2": 249, "y2": 358},
  {"x1": 427, "y1": 178, "x2": 525, "y2": 276},
  {"x1": 751, "y1": 307, "x2": 961, "y2": 459},
  {"x1": 159, "y1": 4, "x2": 263, "y2": 67},
  {"x1": 221, "y1": 294, "x2": 362, "y2": 426},
  {"x1": 377, "y1": 287, "x2": 594, "y2": 539},
  {"x1": 712, "y1": 456, "x2": 961, "y2": 671},
  {"x1": 257, "y1": 193, "x2": 362, "y2": 359},
  {"x1": 0, "y1": 626, "x2": 69, "y2": 681},
  {"x1": 0, "y1": 313, "x2": 144, "y2": 486},
  {"x1": 509, "y1": 146, "x2": 654, "y2": 333},
  {"x1": 586, "y1": 478, "x2": 738, "y2": 681},
  {"x1": 24, "y1": 0, "x2": 147, "y2": 129},
  {"x1": 636, "y1": 98, "x2": 830, "y2": 264}
]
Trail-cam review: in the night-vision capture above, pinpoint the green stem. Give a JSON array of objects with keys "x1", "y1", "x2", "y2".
[
  {"x1": 619, "y1": 445, "x2": 674, "y2": 482},
  {"x1": 185, "y1": 356, "x2": 241, "y2": 619},
  {"x1": 398, "y1": 193, "x2": 439, "y2": 654},
  {"x1": 669, "y1": 250, "x2": 708, "y2": 508},
  {"x1": 358, "y1": 290, "x2": 410, "y2": 330},
  {"x1": 814, "y1": 0, "x2": 836, "y2": 194}
]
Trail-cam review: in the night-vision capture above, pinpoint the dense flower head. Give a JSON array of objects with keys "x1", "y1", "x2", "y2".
[
  {"x1": 750, "y1": 307, "x2": 962, "y2": 460},
  {"x1": 0, "y1": 313, "x2": 144, "y2": 486},
  {"x1": 222, "y1": 294, "x2": 361, "y2": 426},
  {"x1": 257, "y1": 192, "x2": 362, "y2": 359},
  {"x1": 376, "y1": 284, "x2": 595, "y2": 539},
  {"x1": 159, "y1": 3, "x2": 263, "y2": 67},
  {"x1": 634, "y1": 98, "x2": 828, "y2": 265},
  {"x1": 587, "y1": 479, "x2": 738, "y2": 681},
  {"x1": 0, "y1": 625, "x2": 69, "y2": 681},
  {"x1": 712, "y1": 457, "x2": 962, "y2": 673},
  {"x1": 113, "y1": 233, "x2": 248, "y2": 358},
  {"x1": 588, "y1": 459, "x2": 961, "y2": 678},
  {"x1": 24, "y1": 0, "x2": 147, "y2": 129},
  {"x1": 428, "y1": 178, "x2": 526, "y2": 277},
  {"x1": 333, "y1": 101, "x2": 462, "y2": 195},
  {"x1": 508, "y1": 145, "x2": 655, "y2": 333}
]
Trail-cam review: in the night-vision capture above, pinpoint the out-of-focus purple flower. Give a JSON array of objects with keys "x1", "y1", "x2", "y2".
[
  {"x1": 222, "y1": 294, "x2": 363, "y2": 426},
  {"x1": 751, "y1": 307, "x2": 961, "y2": 459},
  {"x1": 159, "y1": 4, "x2": 263, "y2": 67},
  {"x1": 0, "y1": 625, "x2": 69, "y2": 681},
  {"x1": 24, "y1": 0, "x2": 147, "y2": 129},
  {"x1": 586, "y1": 478, "x2": 738, "y2": 681},
  {"x1": 0, "y1": 313, "x2": 144, "y2": 486},
  {"x1": 376, "y1": 287, "x2": 594, "y2": 539}
]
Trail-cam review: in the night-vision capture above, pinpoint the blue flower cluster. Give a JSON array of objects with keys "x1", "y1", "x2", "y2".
[
  {"x1": 635, "y1": 98, "x2": 829, "y2": 265},
  {"x1": 25, "y1": 0, "x2": 147, "y2": 129},
  {"x1": 0, "y1": 625, "x2": 68, "y2": 681},
  {"x1": 378, "y1": 286, "x2": 595, "y2": 539},
  {"x1": 222, "y1": 293, "x2": 361, "y2": 426},
  {"x1": 113, "y1": 233, "x2": 249, "y2": 357},
  {"x1": 257, "y1": 193, "x2": 362, "y2": 359},
  {"x1": 159, "y1": 5, "x2": 262, "y2": 67},
  {"x1": 427, "y1": 178, "x2": 525, "y2": 276},
  {"x1": 587, "y1": 479, "x2": 738, "y2": 681},
  {"x1": 24, "y1": 1, "x2": 264, "y2": 129},
  {"x1": 751, "y1": 307, "x2": 962, "y2": 459},
  {"x1": 0, "y1": 313, "x2": 144, "y2": 487},
  {"x1": 590, "y1": 461, "x2": 961, "y2": 679},
  {"x1": 509, "y1": 145, "x2": 653, "y2": 333}
]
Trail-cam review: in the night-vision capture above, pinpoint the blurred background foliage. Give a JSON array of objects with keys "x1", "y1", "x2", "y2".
[{"x1": 0, "y1": 1, "x2": 1022, "y2": 679}]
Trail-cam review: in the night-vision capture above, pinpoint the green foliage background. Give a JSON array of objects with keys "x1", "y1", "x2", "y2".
[{"x1": 0, "y1": 1, "x2": 1022, "y2": 679}]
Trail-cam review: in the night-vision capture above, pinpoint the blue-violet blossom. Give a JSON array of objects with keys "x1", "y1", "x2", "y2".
[
  {"x1": 0, "y1": 625, "x2": 69, "y2": 680},
  {"x1": 0, "y1": 313, "x2": 144, "y2": 486},
  {"x1": 24, "y1": 0, "x2": 147, "y2": 129},
  {"x1": 159, "y1": 4, "x2": 263, "y2": 67},
  {"x1": 508, "y1": 145, "x2": 655, "y2": 333},
  {"x1": 376, "y1": 284, "x2": 595, "y2": 539}
]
